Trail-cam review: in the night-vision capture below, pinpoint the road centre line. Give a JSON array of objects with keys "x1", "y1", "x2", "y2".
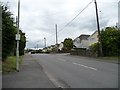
[
  {"x1": 73, "y1": 63, "x2": 97, "y2": 71},
  {"x1": 56, "y1": 58, "x2": 97, "y2": 71}
]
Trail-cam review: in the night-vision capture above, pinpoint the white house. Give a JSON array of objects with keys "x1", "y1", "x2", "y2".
[
  {"x1": 73, "y1": 37, "x2": 80, "y2": 48},
  {"x1": 73, "y1": 31, "x2": 99, "y2": 49},
  {"x1": 80, "y1": 39, "x2": 89, "y2": 49},
  {"x1": 58, "y1": 42, "x2": 64, "y2": 51},
  {"x1": 47, "y1": 45, "x2": 56, "y2": 51},
  {"x1": 47, "y1": 46, "x2": 52, "y2": 51},
  {"x1": 88, "y1": 31, "x2": 98, "y2": 46},
  {"x1": 73, "y1": 34, "x2": 90, "y2": 49},
  {"x1": 42, "y1": 48, "x2": 47, "y2": 52}
]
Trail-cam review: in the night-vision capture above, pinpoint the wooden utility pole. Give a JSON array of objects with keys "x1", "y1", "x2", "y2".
[
  {"x1": 55, "y1": 24, "x2": 58, "y2": 45},
  {"x1": 44, "y1": 37, "x2": 46, "y2": 48},
  {"x1": 94, "y1": 0, "x2": 103, "y2": 56}
]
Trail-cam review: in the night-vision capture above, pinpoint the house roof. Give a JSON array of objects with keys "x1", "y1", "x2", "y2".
[
  {"x1": 73, "y1": 34, "x2": 90, "y2": 43},
  {"x1": 79, "y1": 34, "x2": 90, "y2": 43},
  {"x1": 79, "y1": 34, "x2": 90, "y2": 39},
  {"x1": 88, "y1": 31, "x2": 98, "y2": 39}
]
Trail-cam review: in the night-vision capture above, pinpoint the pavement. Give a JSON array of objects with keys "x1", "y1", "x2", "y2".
[{"x1": 2, "y1": 54, "x2": 55, "y2": 88}]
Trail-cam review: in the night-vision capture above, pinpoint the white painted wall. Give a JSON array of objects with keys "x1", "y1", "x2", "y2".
[
  {"x1": 88, "y1": 31, "x2": 98, "y2": 46},
  {"x1": 58, "y1": 43, "x2": 64, "y2": 51},
  {"x1": 80, "y1": 40, "x2": 89, "y2": 49},
  {"x1": 73, "y1": 37, "x2": 89, "y2": 49},
  {"x1": 73, "y1": 37, "x2": 81, "y2": 48}
]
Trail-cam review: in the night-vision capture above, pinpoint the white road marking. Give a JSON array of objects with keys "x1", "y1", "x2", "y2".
[
  {"x1": 56, "y1": 58, "x2": 97, "y2": 71},
  {"x1": 57, "y1": 58, "x2": 66, "y2": 62},
  {"x1": 73, "y1": 63, "x2": 97, "y2": 71}
]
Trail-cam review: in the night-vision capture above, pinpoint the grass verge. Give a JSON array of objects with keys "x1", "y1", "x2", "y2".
[
  {"x1": 2, "y1": 56, "x2": 23, "y2": 74},
  {"x1": 96, "y1": 56, "x2": 120, "y2": 64},
  {"x1": 99, "y1": 56, "x2": 120, "y2": 60}
]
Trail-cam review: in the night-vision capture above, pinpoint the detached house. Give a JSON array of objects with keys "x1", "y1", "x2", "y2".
[
  {"x1": 88, "y1": 31, "x2": 98, "y2": 46},
  {"x1": 73, "y1": 31, "x2": 98, "y2": 49},
  {"x1": 73, "y1": 34, "x2": 90, "y2": 49},
  {"x1": 71, "y1": 31, "x2": 99, "y2": 56},
  {"x1": 58, "y1": 42, "x2": 64, "y2": 51}
]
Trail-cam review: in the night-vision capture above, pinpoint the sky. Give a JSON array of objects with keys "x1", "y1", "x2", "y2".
[{"x1": 2, "y1": 0, "x2": 119, "y2": 49}]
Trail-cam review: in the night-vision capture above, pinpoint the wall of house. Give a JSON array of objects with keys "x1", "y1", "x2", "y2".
[
  {"x1": 73, "y1": 37, "x2": 92, "y2": 49},
  {"x1": 88, "y1": 31, "x2": 98, "y2": 46},
  {"x1": 73, "y1": 37, "x2": 81, "y2": 48},
  {"x1": 80, "y1": 40, "x2": 89, "y2": 49},
  {"x1": 58, "y1": 43, "x2": 64, "y2": 51}
]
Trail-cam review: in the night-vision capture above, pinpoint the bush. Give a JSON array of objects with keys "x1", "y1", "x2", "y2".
[
  {"x1": 101, "y1": 27, "x2": 120, "y2": 56},
  {"x1": 89, "y1": 43, "x2": 100, "y2": 56}
]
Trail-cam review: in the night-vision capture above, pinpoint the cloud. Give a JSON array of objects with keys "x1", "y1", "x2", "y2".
[{"x1": 1, "y1": 0, "x2": 119, "y2": 48}]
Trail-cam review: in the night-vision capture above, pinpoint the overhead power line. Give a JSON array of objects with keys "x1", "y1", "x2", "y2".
[
  {"x1": 34, "y1": 0, "x2": 94, "y2": 47},
  {"x1": 40, "y1": 0, "x2": 94, "y2": 41},
  {"x1": 58, "y1": 0, "x2": 94, "y2": 33}
]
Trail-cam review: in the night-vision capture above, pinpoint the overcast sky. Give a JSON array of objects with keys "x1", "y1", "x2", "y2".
[{"x1": 2, "y1": 0, "x2": 119, "y2": 49}]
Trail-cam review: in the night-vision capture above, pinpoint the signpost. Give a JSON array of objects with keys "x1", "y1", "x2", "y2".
[{"x1": 16, "y1": 0, "x2": 20, "y2": 71}]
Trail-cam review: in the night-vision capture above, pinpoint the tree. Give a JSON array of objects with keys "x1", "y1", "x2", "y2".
[
  {"x1": 89, "y1": 27, "x2": 120, "y2": 57},
  {"x1": 101, "y1": 27, "x2": 120, "y2": 56},
  {"x1": 2, "y1": 3, "x2": 26, "y2": 60},
  {"x1": 2, "y1": 4, "x2": 17, "y2": 60},
  {"x1": 63, "y1": 38, "x2": 73, "y2": 52}
]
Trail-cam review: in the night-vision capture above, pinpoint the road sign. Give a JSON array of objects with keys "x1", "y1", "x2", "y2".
[{"x1": 16, "y1": 34, "x2": 20, "y2": 40}]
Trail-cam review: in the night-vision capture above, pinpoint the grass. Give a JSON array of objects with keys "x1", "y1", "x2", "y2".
[
  {"x1": 96, "y1": 56, "x2": 120, "y2": 64},
  {"x1": 100, "y1": 56, "x2": 120, "y2": 60},
  {"x1": 2, "y1": 56, "x2": 23, "y2": 74}
]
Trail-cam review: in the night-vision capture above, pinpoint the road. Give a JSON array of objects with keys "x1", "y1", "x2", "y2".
[{"x1": 32, "y1": 53, "x2": 118, "y2": 88}]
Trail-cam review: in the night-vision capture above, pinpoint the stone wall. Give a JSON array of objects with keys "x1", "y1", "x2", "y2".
[{"x1": 70, "y1": 48, "x2": 98, "y2": 57}]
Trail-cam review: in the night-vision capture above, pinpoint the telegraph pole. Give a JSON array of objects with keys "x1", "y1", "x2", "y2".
[
  {"x1": 44, "y1": 37, "x2": 46, "y2": 48},
  {"x1": 94, "y1": 0, "x2": 103, "y2": 56},
  {"x1": 16, "y1": 0, "x2": 20, "y2": 71},
  {"x1": 55, "y1": 24, "x2": 58, "y2": 45},
  {"x1": 37, "y1": 44, "x2": 38, "y2": 50}
]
